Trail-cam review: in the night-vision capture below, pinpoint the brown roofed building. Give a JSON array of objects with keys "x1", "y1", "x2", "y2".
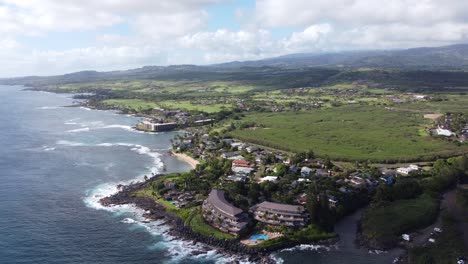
[
  {"x1": 232, "y1": 159, "x2": 255, "y2": 168},
  {"x1": 202, "y1": 189, "x2": 249, "y2": 235},
  {"x1": 250, "y1": 201, "x2": 309, "y2": 228}
]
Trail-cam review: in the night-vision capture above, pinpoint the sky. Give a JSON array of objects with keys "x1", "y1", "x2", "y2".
[{"x1": 1, "y1": 0, "x2": 468, "y2": 77}]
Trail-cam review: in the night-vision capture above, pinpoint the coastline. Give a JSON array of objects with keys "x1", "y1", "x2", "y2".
[
  {"x1": 25, "y1": 86, "x2": 403, "y2": 263},
  {"x1": 98, "y1": 176, "x2": 280, "y2": 263},
  {"x1": 171, "y1": 151, "x2": 200, "y2": 169}
]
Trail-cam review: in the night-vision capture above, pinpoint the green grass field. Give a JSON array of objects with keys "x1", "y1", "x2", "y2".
[
  {"x1": 229, "y1": 105, "x2": 468, "y2": 162},
  {"x1": 158, "y1": 100, "x2": 232, "y2": 113},
  {"x1": 101, "y1": 99, "x2": 158, "y2": 111},
  {"x1": 361, "y1": 194, "x2": 439, "y2": 248}
]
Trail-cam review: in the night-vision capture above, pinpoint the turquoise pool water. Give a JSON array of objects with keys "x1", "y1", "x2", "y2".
[{"x1": 249, "y1": 234, "x2": 269, "y2": 241}]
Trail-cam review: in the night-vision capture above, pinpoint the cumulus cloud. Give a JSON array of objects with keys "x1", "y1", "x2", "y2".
[
  {"x1": 0, "y1": 0, "x2": 219, "y2": 36},
  {"x1": 2, "y1": 0, "x2": 468, "y2": 77}
]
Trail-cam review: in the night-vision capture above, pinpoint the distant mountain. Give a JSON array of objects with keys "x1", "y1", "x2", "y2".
[
  {"x1": 3, "y1": 43, "x2": 468, "y2": 87},
  {"x1": 213, "y1": 44, "x2": 468, "y2": 70}
]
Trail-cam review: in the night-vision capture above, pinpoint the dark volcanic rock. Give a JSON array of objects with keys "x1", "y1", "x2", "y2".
[{"x1": 99, "y1": 175, "x2": 332, "y2": 263}]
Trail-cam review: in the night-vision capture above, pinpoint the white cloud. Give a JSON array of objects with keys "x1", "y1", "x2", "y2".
[
  {"x1": 2, "y1": 0, "x2": 468, "y2": 77},
  {"x1": 255, "y1": 0, "x2": 468, "y2": 28},
  {"x1": 282, "y1": 24, "x2": 332, "y2": 52},
  {"x1": 0, "y1": 0, "x2": 220, "y2": 36}
]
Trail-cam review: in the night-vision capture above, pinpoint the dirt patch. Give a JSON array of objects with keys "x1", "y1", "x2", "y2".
[{"x1": 424, "y1": 114, "x2": 443, "y2": 120}]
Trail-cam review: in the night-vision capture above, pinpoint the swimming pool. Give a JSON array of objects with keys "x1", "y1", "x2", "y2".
[{"x1": 249, "y1": 234, "x2": 269, "y2": 241}]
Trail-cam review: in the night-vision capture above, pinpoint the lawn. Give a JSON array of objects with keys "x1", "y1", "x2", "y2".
[
  {"x1": 361, "y1": 194, "x2": 439, "y2": 249},
  {"x1": 170, "y1": 207, "x2": 235, "y2": 240},
  {"x1": 137, "y1": 186, "x2": 235, "y2": 240},
  {"x1": 158, "y1": 100, "x2": 232, "y2": 113},
  {"x1": 101, "y1": 99, "x2": 159, "y2": 112},
  {"x1": 229, "y1": 105, "x2": 468, "y2": 162},
  {"x1": 252, "y1": 224, "x2": 335, "y2": 249}
]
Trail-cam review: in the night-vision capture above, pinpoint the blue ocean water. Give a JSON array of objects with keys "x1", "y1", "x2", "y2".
[{"x1": 0, "y1": 85, "x2": 402, "y2": 263}]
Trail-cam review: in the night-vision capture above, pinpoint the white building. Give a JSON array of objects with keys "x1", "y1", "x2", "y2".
[
  {"x1": 435, "y1": 126, "x2": 456, "y2": 137},
  {"x1": 396, "y1": 164, "x2": 421, "y2": 175},
  {"x1": 259, "y1": 176, "x2": 278, "y2": 183}
]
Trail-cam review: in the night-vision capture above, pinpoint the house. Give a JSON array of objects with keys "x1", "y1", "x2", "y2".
[
  {"x1": 289, "y1": 165, "x2": 299, "y2": 174},
  {"x1": 228, "y1": 155, "x2": 245, "y2": 160},
  {"x1": 202, "y1": 189, "x2": 249, "y2": 235},
  {"x1": 220, "y1": 138, "x2": 235, "y2": 145},
  {"x1": 380, "y1": 175, "x2": 395, "y2": 185},
  {"x1": 301, "y1": 166, "x2": 313, "y2": 177},
  {"x1": 378, "y1": 168, "x2": 397, "y2": 177},
  {"x1": 259, "y1": 176, "x2": 278, "y2": 183},
  {"x1": 226, "y1": 174, "x2": 248, "y2": 182},
  {"x1": 221, "y1": 151, "x2": 239, "y2": 159},
  {"x1": 194, "y1": 119, "x2": 214, "y2": 126},
  {"x1": 397, "y1": 164, "x2": 420, "y2": 175},
  {"x1": 435, "y1": 126, "x2": 456, "y2": 137},
  {"x1": 315, "y1": 169, "x2": 330, "y2": 177},
  {"x1": 250, "y1": 201, "x2": 309, "y2": 227},
  {"x1": 245, "y1": 146, "x2": 259, "y2": 153},
  {"x1": 230, "y1": 142, "x2": 244, "y2": 149},
  {"x1": 232, "y1": 159, "x2": 255, "y2": 168},
  {"x1": 232, "y1": 166, "x2": 255, "y2": 174},
  {"x1": 349, "y1": 176, "x2": 366, "y2": 188}
]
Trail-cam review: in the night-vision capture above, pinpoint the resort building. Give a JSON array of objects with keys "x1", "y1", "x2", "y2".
[
  {"x1": 250, "y1": 201, "x2": 309, "y2": 228},
  {"x1": 202, "y1": 189, "x2": 249, "y2": 235},
  {"x1": 139, "y1": 120, "x2": 178, "y2": 132}
]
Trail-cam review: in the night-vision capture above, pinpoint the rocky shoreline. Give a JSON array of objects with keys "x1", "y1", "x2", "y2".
[{"x1": 99, "y1": 175, "x2": 338, "y2": 263}]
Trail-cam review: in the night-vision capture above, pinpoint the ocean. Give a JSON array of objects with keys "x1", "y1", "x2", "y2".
[{"x1": 0, "y1": 85, "x2": 402, "y2": 263}]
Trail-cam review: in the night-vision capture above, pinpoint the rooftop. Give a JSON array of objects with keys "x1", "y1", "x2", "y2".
[
  {"x1": 206, "y1": 189, "x2": 243, "y2": 217},
  {"x1": 253, "y1": 201, "x2": 305, "y2": 214}
]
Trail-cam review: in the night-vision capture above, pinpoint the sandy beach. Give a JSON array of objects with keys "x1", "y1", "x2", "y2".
[{"x1": 171, "y1": 151, "x2": 200, "y2": 169}]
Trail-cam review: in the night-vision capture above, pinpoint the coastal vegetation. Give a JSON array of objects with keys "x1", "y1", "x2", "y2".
[
  {"x1": 360, "y1": 156, "x2": 468, "y2": 249},
  {"x1": 409, "y1": 214, "x2": 466, "y2": 264},
  {"x1": 360, "y1": 194, "x2": 439, "y2": 249}
]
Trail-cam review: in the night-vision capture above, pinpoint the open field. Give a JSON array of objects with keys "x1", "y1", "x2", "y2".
[
  {"x1": 158, "y1": 100, "x2": 232, "y2": 113},
  {"x1": 101, "y1": 99, "x2": 158, "y2": 112},
  {"x1": 229, "y1": 105, "x2": 468, "y2": 162},
  {"x1": 394, "y1": 94, "x2": 468, "y2": 114}
]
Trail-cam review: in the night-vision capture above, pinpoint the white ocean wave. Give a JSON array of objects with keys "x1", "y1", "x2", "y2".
[
  {"x1": 121, "y1": 218, "x2": 137, "y2": 224},
  {"x1": 83, "y1": 169, "x2": 251, "y2": 264},
  {"x1": 66, "y1": 127, "x2": 91, "y2": 133},
  {"x1": 280, "y1": 243, "x2": 335, "y2": 252},
  {"x1": 37, "y1": 106, "x2": 61, "y2": 110},
  {"x1": 56, "y1": 140, "x2": 86, "y2": 147},
  {"x1": 57, "y1": 140, "x2": 163, "y2": 174},
  {"x1": 269, "y1": 254, "x2": 284, "y2": 264}
]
